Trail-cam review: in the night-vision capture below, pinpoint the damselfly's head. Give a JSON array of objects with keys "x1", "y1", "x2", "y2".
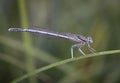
[{"x1": 87, "y1": 36, "x2": 93, "y2": 44}]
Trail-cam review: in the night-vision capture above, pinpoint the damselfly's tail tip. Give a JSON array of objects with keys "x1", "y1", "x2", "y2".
[
  {"x1": 8, "y1": 28, "x2": 16, "y2": 31},
  {"x1": 8, "y1": 28, "x2": 23, "y2": 32},
  {"x1": 8, "y1": 28, "x2": 12, "y2": 31}
]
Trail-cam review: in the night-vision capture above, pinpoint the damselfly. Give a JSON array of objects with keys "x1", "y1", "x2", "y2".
[{"x1": 8, "y1": 27, "x2": 96, "y2": 58}]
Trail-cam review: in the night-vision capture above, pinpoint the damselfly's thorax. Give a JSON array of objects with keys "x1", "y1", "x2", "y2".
[
  {"x1": 75, "y1": 35, "x2": 87, "y2": 42},
  {"x1": 75, "y1": 35, "x2": 93, "y2": 43}
]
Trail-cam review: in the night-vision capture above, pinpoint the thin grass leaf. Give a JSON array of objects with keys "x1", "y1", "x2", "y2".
[{"x1": 12, "y1": 50, "x2": 120, "y2": 83}]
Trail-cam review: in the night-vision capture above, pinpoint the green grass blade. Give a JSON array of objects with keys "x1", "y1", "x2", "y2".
[{"x1": 12, "y1": 50, "x2": 120, "y2": 83}]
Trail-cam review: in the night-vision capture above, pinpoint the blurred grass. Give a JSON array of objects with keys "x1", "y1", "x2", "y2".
[
  {"x1": 0, "y1": 0, "x2": 120, "y2": 83},
  {"x1": 18, "y1": 0, "x2": 37, "y2": 83}
]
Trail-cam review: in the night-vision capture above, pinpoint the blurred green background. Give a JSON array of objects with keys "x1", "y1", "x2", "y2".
[{"x1": 0, "y1": 0, "x2": 120, "y2": 83}]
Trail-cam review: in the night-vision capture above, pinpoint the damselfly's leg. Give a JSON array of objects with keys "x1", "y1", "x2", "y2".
[
  {"x1": 71, "y1": 42, "x2": 85, "y2": 58},
  {"x1": 78, "y1": 48, "x2": 85, "y2": 56},
  {"x1": 71, "y1": 46, "x2": 74, "y2": 58},
  {"x1": 87, "y1": 43, "x2": 96, "y2": 54},
  {"x1": 89, "y1": 47, "x2": 96, "y2": 54}
]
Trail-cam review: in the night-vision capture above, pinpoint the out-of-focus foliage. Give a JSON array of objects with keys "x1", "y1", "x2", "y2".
[{"x1": 0, "y1": 0, "x2": 120, "y2": 83}]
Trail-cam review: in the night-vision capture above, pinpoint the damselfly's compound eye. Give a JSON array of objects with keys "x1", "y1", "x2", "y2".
[{"x1": 87, "y1": 36, "x2": 93, "y2": 43}]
